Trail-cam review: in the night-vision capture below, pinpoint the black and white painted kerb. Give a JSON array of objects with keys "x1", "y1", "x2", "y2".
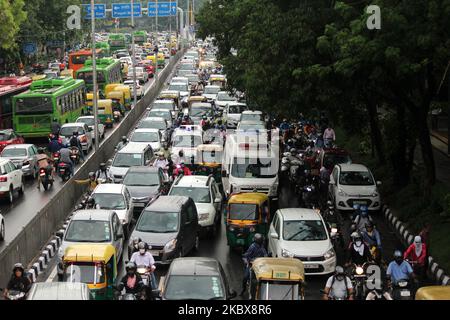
[{"x1": 382, "y1": 204, "x2": 450, "y2": 285}]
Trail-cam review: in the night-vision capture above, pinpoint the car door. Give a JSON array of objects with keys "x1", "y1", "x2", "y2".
[
  {"x1": 112, "y1": 213, "x2": 124, "y2": 259},
  {"x1": 124, "y1": 187, "x2": 134, "y2": 224},
  {"x1": 211, "y1": 182, "x2": 222, "y2": 216},
  {"x1": 329, "y1": 166, "x2": 339, "y2": 200},
  {"x1": 268, "y1": 213, "x2": 279, "y2": 256},
  {"x1": 185, "y1": 201, "x2": 198, "y2": 252},
  {"x1": 84, "y1": 124, "x2": 92, "y2": 147},
  {"x1": 9, "y1": 161, "x2": 20, "y2": 189},
  {"x1": 30, "y1": 145, "x2": 38, "y2": 171}
]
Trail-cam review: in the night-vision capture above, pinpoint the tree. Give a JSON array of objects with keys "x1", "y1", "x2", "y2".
[{"x1": 0, "y1": 0, "x2": 26, "y2": 50}]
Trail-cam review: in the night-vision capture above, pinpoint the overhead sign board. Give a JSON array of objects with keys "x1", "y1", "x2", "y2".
[
  {"x1": 112, "y1": 3, "x2": 142, "y2": 18},
  {"x1": 148, "y1": 2, "x2": 177, "y2": 17},
  {"x1": 82, "y1": 4, "x2": 106, "y2": 19}
]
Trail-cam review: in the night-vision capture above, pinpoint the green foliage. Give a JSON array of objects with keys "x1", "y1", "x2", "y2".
[{"x1": 0, "y1": 0, "x2": 26, "y2": 50}]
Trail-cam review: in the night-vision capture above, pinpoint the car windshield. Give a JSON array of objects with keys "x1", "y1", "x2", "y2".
[
  {"x1": 131, "y1": 131, "x2": 159, "y2": 143},
  {"x1": 191, "y1": 107, "x2": 212, "y2": 117},
  {"x1": 258, "y1": 282, "x2": 300, "y2": 300},
  {"x1": 65, "y1": 220, "x2": 111, "y2": 242},
  {"x1": 241, "y1": 114, "x2": 263, "y2": 122},
  {"x1": 77, "y1": 118, "x2": 95, "y2": 126},
  {"x1": 187, "y1": 75, "x2": 199, "y2": 82},
  {"x1": 1, "y1": 148, "x2": 27, "y2": 157},
  {"x1": 323, "y1": 153, "x2": 351, "y2": 167},
  {"x1": 179, "y1": 64, "x2": 194, "y2": 71},
  {"x1": 147, "y1": 111, "x2": 171, "y2": 121},
  {"x1": 238, "y1": 123, "x2": 266, "y2": 131},
  {"x1": 164, "y1": 275, "x2": 224, "y2": 300},
  {"x1": 0, "y1": 132, "x2": 12, "y2": 141},
  {"x1": 169, "y1": 187, "x2": 211, "y2": 203},
  {"x1": 153, "y1": 102, "x2": 173, "y2": 110},
  {"x1": 112, "y1": 153, "x2": 143, "y2": 167},
  {"x1": 228, "y1": 105, "x2": 247, "y2": 114},
  {"x1": 169, "y1": 84, "x2": 188, "y2": 92},
  {"x1": 64, "y1": 263, "x2": 105, "y2": 285},
  {"x1": 139, "y1": 120, "x2": 166, "y2": 130},
  {"x1": 92, "y1": 193, "x2": 126, "y2": 210},
  {"x1": 173, "y1": 135, "x2": 202, "y2": 148},
  {"x1": 60, "y1": 126, "x2": 84, "y2": 136},
  {"x1": 136, "y1": 211, "x2": 179, "y2": 233},
  {"x1": 124, "y1": 172, "x2": 160, "y2": 186},
  {"x1": 231, "y1": 157, "x2": 277, "y2": 178},
  {"x1": 283, "y1": 220, "x2": 327, "y2": 241},
  {"x1": 339, "y1": 171, "x2": 374, "y2": 186},
  {"x1": 204, "y1": 87, "x2": 220, "y2": 94},
  {"x1": 200, "y1": 150, "x2": 221, "y2": 163},
  {"x1": 229, "y1": 203, "x2": 258, "y2": 220},
  {"x1": 217, "y1": 93, "x2": 235, "y2": 101}
]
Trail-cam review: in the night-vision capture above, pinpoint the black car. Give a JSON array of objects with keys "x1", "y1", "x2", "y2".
[{"x1": 159, "y1": 257, "x2": 237, "y2": 300}]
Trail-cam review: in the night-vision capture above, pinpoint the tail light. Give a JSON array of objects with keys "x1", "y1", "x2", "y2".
[
  {"x1": 0, "y1": 176, "x2": 7, "y2": 182},
  {"x1": 39, "y1": 169, "x2": 46, "y2": 177},
  {"x1": 80, "y1": 136, "x2": 87, "y2": 143}
]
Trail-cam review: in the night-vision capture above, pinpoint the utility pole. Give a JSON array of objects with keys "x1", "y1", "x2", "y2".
[
  {"x1": 155, "y1": 0, "x2": 159, "y2": 81},
  {"x1": 91, "y1": 0, "x2": 99, "y2": 151},
  {"x1": 131, "y1": 0, "x2": 137, "y2": 107}
]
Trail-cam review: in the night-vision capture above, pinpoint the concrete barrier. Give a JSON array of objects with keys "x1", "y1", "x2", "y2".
[{"x1": 0, "y1": 49, "x2": 186, "y2": 287}]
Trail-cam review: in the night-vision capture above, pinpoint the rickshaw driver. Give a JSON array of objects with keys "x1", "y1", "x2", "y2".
[{"x1": 240, "y1": 233, "x2": 268, "y2": 295}]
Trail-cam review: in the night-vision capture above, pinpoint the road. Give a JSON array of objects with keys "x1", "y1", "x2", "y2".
[{"x1": 0, "y1": 64, "x2": 166, "y2": 253}]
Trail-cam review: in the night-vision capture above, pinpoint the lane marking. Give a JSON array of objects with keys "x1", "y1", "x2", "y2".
[{"x1": 46, "y1": 266, "x2": 57, "y2": 283}]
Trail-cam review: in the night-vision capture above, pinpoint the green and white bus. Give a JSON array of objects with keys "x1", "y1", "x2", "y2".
[
  {"x1": 75, "y1": 58, "x2": 122, "y2": 92},
  {"x1": 108, "y1": 34, "x2": 127, "y2": 52},
  {"x1": 12, "y1": 77, "x2": 86, "y2": 138}
]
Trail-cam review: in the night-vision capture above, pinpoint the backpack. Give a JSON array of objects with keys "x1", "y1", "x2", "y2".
[
  {"x1": 70, "y1": 136, "x2": 79, "y2": 147},
  {"x1": 329, "y1": 275, "x2": 349, "y2": 299}
]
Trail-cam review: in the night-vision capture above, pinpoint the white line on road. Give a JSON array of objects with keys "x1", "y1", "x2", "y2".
[{"x1": 46, "y1": 266, "x2": 58, "y2": 283}]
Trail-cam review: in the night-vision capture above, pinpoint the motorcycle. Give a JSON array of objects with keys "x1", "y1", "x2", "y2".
[
  {"x1": 350, "y1": 263, "x2": 369, "y2": 300},
  {"x1": 38, "y1": 166, "x2": 54, "y2": 191},
  {"x1": 391, "y1": 279, "x2": 413, "y2": 300},
  {"x1": 69, "y1": 147, "x2": 80, "y2": 165},
  {"x1": 52, "y1": 151, "x2": 61, "y2": 166},
  {"x1": 137, "y1": 265, "x2": 154, "y2": 290},
  {"x1": 57, "y1": 162, "x2": 71, "y2": 182},
  {"x1": 328, "y1": 222, "x2": 345, "y2": 250},
  {"x1": 366, "y1": 289, "x2": 393, "y2": 300},
  {"x1": 113, "y1": 110, "x2": 121, "y2": 123},
  {"x1": 5, "y1": 290, "x2": 26, "y2": 300},
  {"x1": 301, "y1": 184, "x2": 320, "y2": 209}
]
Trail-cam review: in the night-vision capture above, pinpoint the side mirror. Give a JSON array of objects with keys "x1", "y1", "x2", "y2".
[
  {"x1": 16, "y1": 164, "x2": 23, "y2": 170},
  {"x1": 214, "y1": 196, "x2": 222, "y2": 203},
  {"x1": 270, "y1": 232, "x2": 279, "y2": 239},
  {"x1": 221, "y1": 170, "x2": 227, "y2": 178},
  {"x1": 376, "y1": 181, "x2": 382, "y2": 186},
  {"x1": 228, "y1": 290, "x2": 237, "y2": 300}
]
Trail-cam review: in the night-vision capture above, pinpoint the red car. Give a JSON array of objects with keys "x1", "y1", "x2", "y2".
[
  {"x1": 138, "y1": 61, "x2": 155, "y2": 78},
  {"x1": 0, "y1": 129, "x2": 25, "y2": 152}
]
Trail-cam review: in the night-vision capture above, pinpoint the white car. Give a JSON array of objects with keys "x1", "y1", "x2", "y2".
[
  {"x1": 0, "y1": 213, "x2": 5, "y2": 241},
  {"x1": 129, "y1": 128, "x2": 162, "y2": 152},
  {"x1": 268, "y1": 208, "x2": 337, "y2": 275},
  {"x1": 76, "y1": 116, "x2": 105, "y2": 141},
  {"x1": 202, "y1": 85, "x2": 221, "y2": 102},
  {"x1": 329, "y1": 164, "x2": 381, "y2": 212},
  {"x1": 137, "y1": 117, "x2": 170, "y2": 142},
  {"x1": 240, "y1": 110, "x2": 264, "y2": 123},
  {"x1": 123, "y1": 80, "x2": 144, "y2": 98},
  {"x1": 59, "y1": 123, "x2": 93, "y2": 154},
  {"x1": 215, "y1": 91, "x2": 237, "y2": 110},
  {"x1": 170, "y1": 126, "x2": 204, "y2": 164},
  {"x1": 0, "y1": 158, "x2": 24, "y2": 204},
  {"x1": 168, "y1": 175, "x2": 222, "y2": 236},
  {"x1": 1, "y1": 144, "x2": 39, "y2": 178},
  {"x1": 225, "y1": 102, "x2": 248, "y2": 128},
  {"x1": 91, "y1": 184, "x2": 135, "y2": 237},
  {"x1": 128, "y1": 67, "x2": 148, "y2": 84},
  {"x1": 146, "y1": 109, "x2": 173, "y2": 128},
  {"x1": 119, "y1": 56, "x2": 133, "y2": 66},
  {"x1": 109, "y1": 143, "x2": 155, "y2": 183},
  {"x1": 168, "y1": 82, "x2": 189, "y2": 99}
]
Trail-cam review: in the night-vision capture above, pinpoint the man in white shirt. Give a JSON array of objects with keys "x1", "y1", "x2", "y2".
[
  {"x1": 130, "y1": 242, "x2": 157, "y2": 289},
  {"x1": 323, "y1": 266, "x2": 354, "y2": 300},
  {"x1": 153, "y1": 152, "x2": 169, "y2": 170},
  {"x1": 323, "y1": 125, "x2": 336, "y2": 146}
]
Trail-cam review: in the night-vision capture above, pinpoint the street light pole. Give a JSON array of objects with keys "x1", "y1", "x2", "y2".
[
  {"x1": 91, "y1": 0, "x2": 99, "y2": 151},
  {"x1": 155, "y1": 0, "x2": 159, "y2": 81},
  {"x1": 131, "y1": 0, "x2": 137, "y2": 107}
]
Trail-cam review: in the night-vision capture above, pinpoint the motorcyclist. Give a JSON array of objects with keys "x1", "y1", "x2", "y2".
[
  {"x1": 403, "y1": 235, "x2": 427, "y2": 279},
  {"x1": 48, "y1": 135, "x2": 63, "y2": 154},
  {"x1": 324, "y1": 125, "x2": 336, "y2": 147},
  {"x1": 36, "y1": 148, "x2": 54, "y2": 189},
  {"x1": 95, "y1": 162, "x2": 112, "y2": 183},
  {"x1": 85, "y1": 197, "x2": 97, "y2": 209},
  {"x1": 161, "y1": 143, "x2": 171, "y2": 159},
  {"x1": 3, "y1": 263, "x2": 31, "y2": 300},
  {"x1": 153, "y1": 152, "x2": 169, "y2": 170},
  {"x1": 116, "y1": 262, "x2": 145, "y2": 299},
  {"x1": 69, "y1": 131, "x2": 85, "y2": 162},
  {"x1": 74, "y1": 171, "x2": 99, "y2": 193},
  {"x1": 279, "y1": 118, "x2": 290, "y2": 134},
  {"x1": 315, "y1": 132, "x2": 325, "y2": 149},
  {"x1": 130, "y1": 242, "x2": 157, "y2": 290},
  {"x1": 200, "y1": 115, "x2": 209, "y2": 130},
  {"x1": 173, "y1": 162, "x2": 192, "y2": 176},
  {"x1": 116, "y1": 136, "x2": 128, "y2": 151},
  {"x1": 361, "y1": 222, "x2": 382, "y2": 264},
  {"x1": 173, "y1": 150, "x2": 186, "y2": 166},
  {"x1": 50, "y1": 119, "x2": 61, "y2": 137},
  {"x1": 181, "y1": 115, "x2": 193, "y2": 125},
  {"x1": 241, "y1": 233, "x2": 268, "y2": 295},
  {"x1": 346, "y1": 232, "x2": 372, "y2": 266},
  {"x1": 386, "y1": 250, "x2": 415, "y2": 287},
  {"x1": 59, "y1": 146, "x2": 74, "y2": 177},
  {"x1": 353, "y1": 205, "x2": 373, "y2": 232},
  {"x1": 322, "y1": 266, "x2": 353, "y2": 300}
]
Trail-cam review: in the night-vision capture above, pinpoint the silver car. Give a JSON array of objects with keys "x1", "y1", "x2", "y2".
[{"x1": 0, "y1": 144, "x2": 39, "y2": 178}]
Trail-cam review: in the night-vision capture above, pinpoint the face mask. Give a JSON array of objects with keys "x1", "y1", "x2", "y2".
[
  {"x1": 355, "y1": 241, "x2": 362, "y2": 246},
  {"x1": 139, "y1": 249, "x2": 145, "y2": 255},
  {"x1": 395, "y1": 259, "x2": 403, "y2": 265},
  {"x1": 336, "y1": 275, "x2": 344, "y2": 281},
  {"x1": 127, "y1": 271, "x2": 134, "y2": 276}
]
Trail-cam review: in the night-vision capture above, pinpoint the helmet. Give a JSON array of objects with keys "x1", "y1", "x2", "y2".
[
  {"x1": 122, "y1": 136, "x2": 127, "y2": 142},
  {"x1": 202, "y1": 115, "x2": 207, "y2": 120},
  {"x1": 178, "y1": 150, "x2": 184, "y2": 157},
  {"x1": 393, "y1": 250, "x2": 403, "y2": 262},
  {"x1": 351, "y1": 232, "x2": 361, "y2": 241},
  {"x1": 365, "y1": 222, "x2": 374, "y2": 229},
  {"x1": 38, "y1": 147, "x2": 46, "y2": 154},
  {"x1": 335, "y1": 266, "x2": 345, "y2": 276},
  {"x1": 184, "y1": 115, "x2": 189, "y2": 119},
  {"x1": 287, "y1": 139, "x2": 293, "y2": 145},
  {"x1": 360, "y1": 206, "x2": 368, "y2": 216},
  {"x1": 88, "y1": 172, "x2": 95, "y2": 179},
  {"x1": 125, "y1": 261, "x2": 137, "y2": 272},
  {"x1": 138, "y1": 241, "x2": 146, "y2": 252},
  {"x1": 290, "y1": 148, "x2": 297, "y2": 155},
  {"x1": 99, "y1": 163, "x2": 106, "y2": 170},
  {"x1": 13, "y1": 263, "x2": 24, "y2": 273},
  {"x1": 73, "y1": 131, "x2": 78, "y2": 136},
  {"x1": 253, "y1": 233, "x2": 264, "y2": 245},
  {"x1": 86, "y1": 197, "x2": 95, "y2": 207}
]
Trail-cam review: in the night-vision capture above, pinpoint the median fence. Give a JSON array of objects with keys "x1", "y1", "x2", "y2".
[{"x1": 0, "y1": 48, "x2": 187, "y2": 287}]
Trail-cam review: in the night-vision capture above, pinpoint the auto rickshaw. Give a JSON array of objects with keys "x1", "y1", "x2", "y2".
[
  {"x1": 225, "y1": 192, "x2": 270, "y2": 249},
  {"x1": 146, "y1": 55, "x2": 157, "y2": 65},
  {"x1": 106, "y1": 91, "x2": 127, "y2": 116},
  {"x1": 415, "y1": 286, "x2": 450, "y2": 300},
  {"x1": 195, "y1": 144, "x2": 223, "y2": 182},
  {"x1": 32, "y1": 74, "x2": 46, "y2": 81},
  {"x1": 62, "y1": 244, "x2": 117, "y2": 300},
  {"x1": 187, "y1": 96, "x2": 208, "y2": 109},
  {"x1": 121, "y1": 63, "x2": 129, "y2": 81},
  {"x1": 85, "y1": 92, "x2": 100, "y2": 114},
  {"x1": 113, "y1": 85, "x2": 132, "y2": 110},
  {"x1": 199, "y1": 60, "x2": 215, "y2": 70},
  {"x1": 97, "y1": 99, "x2": 114, "y2": 128},
  {"x1": 249, "y1": 258, "x2": 305, "y2": 300},
  {"x1": 61, "y1": 69, "x2": 74, "y2": 78},
  {"x1": 157, "y1": 52, "x2": 165, "y2": 67},
  {"x1": 105, "y1": 83, "x2": 122, "y2": 97},
  {"x1": 159, "y1": 90, "x2": 180, "y2": 109},
  {"x1": 209, "y1": 75, "x2": 226, "y2": 89}
]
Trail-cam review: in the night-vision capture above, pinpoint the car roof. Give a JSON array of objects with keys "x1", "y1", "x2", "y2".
[
  {"x1": 205, "y1": 85, "x2": 220, "y2": 89},
  {"x1": 134, "y1": 128, "x2": 160, "y2": 133},
  {"x1": 169, "y1": 82, "x2": 187, "y2": 86},
  {"x1": 191, "y1": 103, "x2": 212, "y2": 108},
  {"x1": 118, "y1": 143, "x2": 149, "y2": 153},
  {"x1": 149, "y1": 109, "x2": 171, "y2": 113},
  {"x1": 71, "y1": 209, "x2": 113, "y2": 221},
  {"x1": 126, "y1": 166, "x2": 159, "y2": 174},
  {"x1": 174, "y1": 175, "x2": 210, "y2": 188},
  {"x1": 76, "y1": 116, "x2": 94, "y2": 119},
  {"x1": 277, "y1": 208, "x2": 322, "y2": 221},
  {"x1": 62, "y1": 123, "x2": 85, "y2": 127},
  {"x1": 2, "y1": 144, "x2": 33, "y2": 149},
  {"x1": 168, "y1": 257, "x2": 221, "y2": 276},
  {"x1": 27, "y1": 282, "x2": 90, "y2": 300},
  {"x1": 154, "y1": 100, "x2": 175, "y2": 104},
  {"x1": 143, "y1": 117, "x2": 166, "y2": 122},
  {"x1": 242, "y1": 110, "x2": 262, "y2": 114},
  {"x1": 93, "y1": 183, "x2": 125, "y2": 194},
  {"x1": 338, "y1": 163, "x2": 369, "y2": 172},
  {"x1": 146, "y1": 195, "x2": 190, "y2": 212}
]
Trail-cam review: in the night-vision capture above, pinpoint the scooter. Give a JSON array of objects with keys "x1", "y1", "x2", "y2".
[
  {"x1": 57, "y1": 162, "x2": 71, "y2": 182},
  {"x1": 5, "y1": 290, "x2": 26, "y2": 300},
  {"x1": 38, "y1": 166, "x2": 54, "y2": 191},
  {"x1": 69, "y1": 147, "x2": 80, "y2": 165},
  {"x1": 391, "y1": 279, "x2": 413, "y2": 300}
]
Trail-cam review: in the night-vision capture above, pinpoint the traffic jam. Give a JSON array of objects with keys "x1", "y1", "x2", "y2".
[{"x1": 0, "y1": 34, "x2": 440, "y2": 302}]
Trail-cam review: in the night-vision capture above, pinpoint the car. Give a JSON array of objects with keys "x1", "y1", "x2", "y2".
[
  {"x1": 91, "y1": 184, "x2": 134, "y2": 237},
  {"x1": 239, "y1": 110, "x2": 265, "y2": 123},
  {"x1": 0, "y1": 129, "x2": 25, "y2": 153},
  {"x1": 151, "y1": 100, "x2": 178, "y2": 118},
  {"x1": 215, "y1": 91, "x2": 237, "y2": 110},
  {"x1": 0, "y1": 158, "x2": 24, "y2": 203},
  {"x1": 123, "y1": 166, "x2": 170, "y2": 218},
  {"x1": 185, "y1": 74, "x2": 200, "y2": 86},
  {"x1": 159, "y1": 257, "x2": 237, "y2": 300},
  {"x1": 177, "y1": 69, "x2": 196, "y2": 77},
  {"x1": 202, "y1": 85, "x2": 221, "y2": 102},
  {"x1": 146, "y1": 109, "x2": 173, "y2": 127},
  {"x1": 1, "y1": 144, "x2": 39, "y2": 178},
  {"x1": 75, "y1": 116, "x2": 105, "y2": 141},
  {"x1": 130, "y1": 128, "x2": 163, "y2": 152},
  {"x1": 178, "y1": 63, "x2": 196, "y2": 73},
  {"x1": 224, "y1": 102, "x2": 248, "y2": 129},
  {"x1": 129, "y1": 196, "x2": 200, "y2": 264},
  {"x1": 268, "y1": 208, "x2": 337, "y2": 275},
  {"x1": 59, "y1": 123, "x2": 93, "y2": 154},
  {"x1": 171, "y1": 77, "x2": 189, "y2": 87},
  {"x1": 138, "y1": 61, "x2": 155, "y2": 78},
  {"x1": 0, "y1": 212, "x2": 5, "y2": 241},
  {"x1": 169, "y1": 175, "x2": 222, "y2": 237},
  {"x1": 168, "y1": 82, "x2": 189, "y2": 99},
  {"x1": 329, "y1": 163, "x2": 381, "y2": 212},
  {"x1": 119, "y1": 56, "x2": 132, "y2": 66},
  {"x1": 27, "y1": 282, "x2": 92, "y2": 300},
  {"x1": 317, "y1": 148, "x2": 352, "y2": 172},
  {"x1": 236, "y1": 121, "x2": 267, "y2": 132},
  {"x1": 161, "y1": 47, "x2": 170, "y2": 59},
  {"x1": 56, "y1": 209, "x2": 125, "y2": 279},
  {"x1": 170, "y1": 126, "x2": 204, "y2": 164},
  {"x1": 137, "y1": 117, "x2": 170, "y2": 142},
  {"x1": 109, "y1": 143, "x2": 155, "y2": 183},
  {"x1": 123, "y1": 80, "x2": 144, "y2": 98},
  {"x1": 127, "y1": 67, "x2": 148, "y2": 84},
  {"x1": 189, "y1": 102, "x2": 214, "y2": 124}
]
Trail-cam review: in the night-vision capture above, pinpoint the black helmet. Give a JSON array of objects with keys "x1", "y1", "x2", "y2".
[
  {"x1": 73, "y1": 131, "x2": 78, "y2": 136},
  {"x1": 86, "y1": 197, "x2": 95, "y2": 207},
  {"x1": 253, "y1": 233, "x2": 264, "y2": 245},
  {"x1": 13, "y1": 263, "x2": 24, "y2": 273},
  {"x1": 88, "y1": 172, "x2": 95, "y2": 179},
  {"x1": 178, "y1": 150, "x2": 184, "y2": 157},
  {"x1": 99, "y1": 163, "x2": 106, "y2": 170},
  {"x1": 37, "y1": 147, "x2": 46, "y2": 154},
  {"x1": 122, "y1": 136, "x2": 127, "y2": 142},
  {"x1": 125, "y1": 261, "x2": 137, "y2": 272},
  {"x1": 365, "y1": 222, "x2": 374, "y2": 229},
  {"x1": 351, "y1": 232, "x2": 361, "y2": 242}
]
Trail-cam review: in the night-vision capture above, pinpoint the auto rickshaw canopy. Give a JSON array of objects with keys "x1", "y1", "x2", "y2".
[
  {"x1": 105, "y1": 83, "x2": 122, "y2": 96},
  {"x1": 415, "y1": 286, "x2": 450, "y2": 300},
  {"x1": 63, "y1": 244, "x2": 116, "y2": 263},
  {"x1": 252, "y1": 258, "x2": 305, "y2": 282},
  {"x1": 228, "y1": 192, "x2": 269, "y2": 205}
]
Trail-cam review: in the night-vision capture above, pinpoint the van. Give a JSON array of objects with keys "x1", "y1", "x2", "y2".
[
  {"x1": 129, "y1": 196, "x2": 200, "y2": 264},
  {"x1": 109, "y1": 143, "x2": 155, "y2": 183}
]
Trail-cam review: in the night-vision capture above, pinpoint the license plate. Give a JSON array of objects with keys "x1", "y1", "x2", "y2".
[
  {"x1": 142, "y1": 278, "x2": 148, "y2": 286},
  {"x1": 149, "y1": 250, "x2": 160, "y2": 256},
  {"x1": 60, "y1": 169, "x2": 65, "y2": 173},
  {"x1": 400, "y1": 290, "x2": 410, "y2": 297},
  {"x1": 39, "y1": 173, "x2": 46, "y2": 177},
  {"x1": 353, "y1": 200, "x2": 367, "y2": 205},
  {"x1": 304, "y1": 264, "x2": 319, "y2": 269}
]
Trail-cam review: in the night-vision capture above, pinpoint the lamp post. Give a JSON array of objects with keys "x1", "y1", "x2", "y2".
[
  {"x1": 91, "y1": 0, "x2": 99, "y2": 151},
  {"x1": 131, "y1": 0, "x2": 137, "y2": 107}
]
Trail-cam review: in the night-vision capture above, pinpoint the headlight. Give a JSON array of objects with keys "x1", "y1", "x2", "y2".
[
  {"x1": 281, "y1": 249, "x2": 294, "y2": 258},
  {"x1": 338, "y1": 188, "x2": 347, "y2": 197},
  {"x1": 324, "y1": 248, "x2": 336, "y2": 260},
  {"x1": 331, "y1": 227, "x2": 338, "y2": 234},
  {"x1": 164, "y1": 239, "x2": 177, "y2": 252},
  {"x1": 198, "y1": 213, "x2": 209, "y2": 221},
  {"x1": 372, "y1": 192, "x2": 379, "y2": 197},
  {"x1": 228, "y1": 226, "x2": 235, "y2": 232},
  {"x1": 356, "y1": 266, "x2": 364, "y2": 275},
  {"x1": 137, "y1": 267, "x2": 147, "y2": 274}
]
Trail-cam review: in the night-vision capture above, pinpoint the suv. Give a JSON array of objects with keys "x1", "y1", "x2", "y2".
[
  {"x1": 1, "y1": 144, "x2": 39, "y2": 178},
  {"x1": 0, "y1": 158, "x2": 24, "y2": 203},
  {"x1": 169, "y1": 175, "x2": 222, "y2": 236},
  {"x1": 109, "y1": 143, "x2": 155, "y2": 183},
  {"x1": 329, "y1": 164, "x2": 381, "y2": 213}
]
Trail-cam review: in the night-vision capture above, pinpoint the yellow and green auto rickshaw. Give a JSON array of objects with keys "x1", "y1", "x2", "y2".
[
  {"x1": 105, "y1": 83, "x2": 122, "y2": 97},
  {"x1": 62, "y1": 244, "x2": 118, "y2": 300},
  {"x1": 249, "y1": 258, "x2": 305, "y2": 300},
  {"x1": 187, "y1": 96, "x2": 207, "y2": 109},
  {"x1": 106, "y1": 91, "x2": 127, "y2": 116},
  {"x1": 195, "y1": 144, "x2": 223, "y2": 182},
  {"x1": 85, "y1": 92, "x2": 100, "y2": 114},
  {"x1": 415, "y1": 286, "x2": 450, "y2": 300},
  {"x1": 157, "y1": 52, "x2": 165, "y2": 67},
  {"x1": 159, "y1": 90, "x2": 180, "y2": 109},
  {"x1": 209, "y1": 75, "x2": 226, "y2": 89},
  {"x1": 114, "y1": 85, "x2": 132, "y2": 110},
  {"x1": 97, "y1": 99, "x2": 114, "y2": 128},
  {"x1": 225, "y1": 192, "x2": 270, "y2": 249},
  {"x1": 121, "y1": 63, "x2": 129, "y2": 81},
  {"x1": 146, "y1": 55, "x2": 157, "y2": 65}
]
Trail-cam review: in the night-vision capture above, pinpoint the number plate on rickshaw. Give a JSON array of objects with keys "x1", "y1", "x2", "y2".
[
  {"x1": 150, "y1": 250, "x2": 160, "y2": 256},
  {"x1": 400, "y1": 290, "x2": 410, "y2": 297},
  {"x1": 353, "y1": 200, "x2": 367, "y2": 205},
  {"x1": 304, "y1": 264, "x2": 319, "y2": 269}
]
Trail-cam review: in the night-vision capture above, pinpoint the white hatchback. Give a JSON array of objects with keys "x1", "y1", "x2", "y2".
[
  {"x1": 0, "y1": 158, "x2": 24, "y2": 204},
  {"x1": 268, "y1": 208, "x2": 336, "y2": 275}
]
